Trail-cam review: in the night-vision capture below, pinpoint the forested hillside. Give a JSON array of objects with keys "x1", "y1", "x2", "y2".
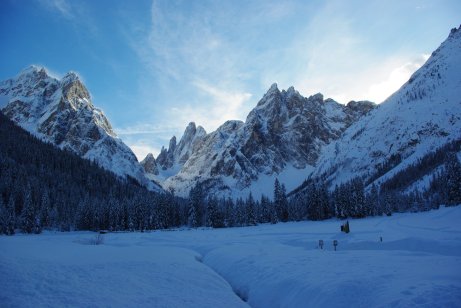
[{"x1": 0, "y1": 112, "x2": 182, "y2": 234}]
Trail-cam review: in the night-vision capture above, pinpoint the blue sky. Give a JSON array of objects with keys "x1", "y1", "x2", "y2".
[{"x1": 1, "y1": 0, "x2": 460, "y2": 160}]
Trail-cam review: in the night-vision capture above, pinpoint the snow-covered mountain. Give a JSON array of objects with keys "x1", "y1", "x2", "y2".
[
  {"x1": 0, "y1": 66, "x2": 160, "y2": 191},
  {"x1": 148, "y1": 85, "x2": 374, "y2": 198},
  {"x1": 310, "y1": 25, "x2": 461, "y2": 190}
]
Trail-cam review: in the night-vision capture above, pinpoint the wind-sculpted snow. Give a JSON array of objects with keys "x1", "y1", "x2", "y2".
[
  {"x1": 1, "y1": 206, "x2": 460, "y2": 307},
  {"x1": 0, "y1": 66, "x2": 159, "y2": 190}
]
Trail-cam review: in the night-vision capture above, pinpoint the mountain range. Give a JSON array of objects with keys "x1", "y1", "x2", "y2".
[
  {"x1": 1, "y1": 25, "x2": 460, "y2": 200},
  {"x1": 143, "y1": 25, "x2": 461, "y2": 198},
  {"x1": 143, "y1": 87, "x2": 375, "y2": 198}
]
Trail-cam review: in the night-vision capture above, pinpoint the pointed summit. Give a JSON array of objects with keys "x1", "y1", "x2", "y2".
[
  {"x1": 264, "y1": 83, "x2": 280, "y2": 97},
  {"x1": 16, "y1": 65, "x2": 49, "y2": 82},
  {"x1": 61, "y1": 71, "x2": 80, "y2": 84},
  {"x1": 268, "y1": 83, "x2": 279, "y2": 92},
  {"x1": 257, "y1": 83, "x2": 281, "y2": 107},
  {"x1": 1, "y1": 66, "x2": 155, "y2": 190},
  {"x1": 141, "y1": 153, "x2": 159, "y2": 176},
  {"x1": 61, "y1": 71, "x2": 90, "y2": 102}
]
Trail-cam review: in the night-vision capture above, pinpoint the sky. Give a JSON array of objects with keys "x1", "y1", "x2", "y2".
[{"x1": 1, "y1": 0, "x2": 460, "y2": 160}]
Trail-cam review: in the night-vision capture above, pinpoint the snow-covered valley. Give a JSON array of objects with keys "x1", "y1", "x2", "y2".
[{"x1": 1, "y1": 206, "x2": 460, "y2": 307}]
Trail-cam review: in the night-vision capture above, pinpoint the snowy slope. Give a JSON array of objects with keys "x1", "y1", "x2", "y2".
[
  {"x1": 1, "y1": 206, "x2": 460, "y2": 307},
  {"x1": 159, "y1": 85, "x2": 374, "y2": 198},
  {"x1": 313, "y1": 26, "x2": 461, "y2": 188},
  {"x1": 0, "y1": 66, "x2": 160, "y2": 191}
]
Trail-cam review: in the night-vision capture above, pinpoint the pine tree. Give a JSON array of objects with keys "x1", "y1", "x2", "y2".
[
  {"x1": 188, "y1": 184, "x2": 204, "y2": 228},
  {"x1": 259, "y1": 195, "x2": 271, "y2": 223},
  {"x1": 20, "y1": 185, "x2": 36, "y2": 233},
  {"x1": 269, "y1": 199, "x2": 278, "y2": 224},
  {"x1": 4, "y1": 196, "x2": 16, "y2": 235},
  {"x1": 274, "y1": 179, "x2": 288, "y2": 222},
  {"x1": 445, "y1": 154, "x2": 461, "y2": 206},
  {"x1": 366, "y1": 184, "x2": 380, "y2": 216},
  {"x1": 188, "y1": 202, "x2": 198, "y2": 228},
  {"x1": 0, "y1": 197, "x2": 6, "y2": 235},
  {"x1": 40, "y1": 190, "x2": 51, "y2": 228},
  {"x1": 246, "y1": 193, "x2": 257, "y2": 226},
  {"x1": 224, "y1": 198, "x2": 235, "y2": 227},
  {"x1": 206, "y1": 197, "x2": 217, "y2": 228}
]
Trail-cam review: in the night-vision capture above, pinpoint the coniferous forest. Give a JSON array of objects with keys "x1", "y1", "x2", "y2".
[{"x1": 0, "y1": 112, "x2": 460, "y2": 235}]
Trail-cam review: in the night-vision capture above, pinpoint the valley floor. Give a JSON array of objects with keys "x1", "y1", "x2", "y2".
[{"x1": 1, "y1": 206, "x2": 461, "y2": 307}]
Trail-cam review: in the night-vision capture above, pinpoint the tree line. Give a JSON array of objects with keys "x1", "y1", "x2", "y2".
[{"x1": 1, "y1": 112, "x2": 460, "y2": 235}]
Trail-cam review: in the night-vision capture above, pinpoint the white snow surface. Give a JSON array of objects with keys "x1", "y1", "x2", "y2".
[
  {"x1": 314, "y1": 27, "x2": 461, "y2": 188},
  {"x1": 1, "y1": 206, "x2": 460, "y2": 307}
]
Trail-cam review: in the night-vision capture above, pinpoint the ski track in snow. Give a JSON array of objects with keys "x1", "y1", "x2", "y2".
[{"x1": 1, "y1": 206, "x2": 461, "y2": 307}]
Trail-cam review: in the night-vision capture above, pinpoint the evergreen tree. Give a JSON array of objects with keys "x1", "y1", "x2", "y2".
[
  {"x1": 234, "y1": 198, "x2": 246, "y2": 227},
  {"x1": 20, "y1": 185, "x2": 36, "y2": 233},
  {"x1": 0, "y1": 197, "x2": 6, "y2": 235},
  {"x1": 40, "y1": 190, "x2": 51, "y2": 228},
  {"x1": 2, "y1": 196, "x2": 16, "y2": 235},
  {"x1": 445, "y1": 154, "x2": 461, "y2": 205},
  {"x1": 274, "y1": 179, "x2": 288, "y2": 222},
  {"x1": 223, "y1": 198, "x2": 235, "y2": 227},
  {"x1": 206, "y1": 197, "x2": 218, "y2": 228},
  {"x1": 246, "y1": 193, "x2": 257, "y2": 226},
  {"x1": 259, "y1": 195, "x2": 271, "y2": 223},
  {"x1": 188, "y1": 184, "x2": 204, "y2": 228},
  {"x1": 366, "y1": 184, "x2": 380, "y2": 216}
]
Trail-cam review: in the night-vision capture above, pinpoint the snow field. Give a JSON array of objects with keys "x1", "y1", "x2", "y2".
[{"x1": 1, "y1": 206, "x2": 461, "y2": 307}]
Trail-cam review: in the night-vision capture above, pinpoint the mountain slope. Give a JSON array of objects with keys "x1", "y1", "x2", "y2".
[
  {"x1": 0, "y1": 66, "x2": 159, "y2": 190},
  {"x1": 312, "y1": 25, "x2": 461, "y2": 189},
  {"x1": 154, "y1": 85, "x2": 374, "y2": 198}
]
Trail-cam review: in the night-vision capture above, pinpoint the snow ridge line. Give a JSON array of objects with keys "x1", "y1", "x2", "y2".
[{"x1": 195, "y1": 253, "x2": 251, "y2": 306}]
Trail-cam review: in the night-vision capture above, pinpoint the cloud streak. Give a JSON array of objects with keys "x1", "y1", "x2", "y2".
[{"x1": 38, "y1": 0, "x2": 73, "y2": 19}]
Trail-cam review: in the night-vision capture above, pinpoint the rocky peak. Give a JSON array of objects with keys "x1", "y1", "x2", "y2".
[
  {"x1": 1, "y1": 66, "x2": 155, "y2": 190},
  {"x1": 168, "y1": 136, "x2": 177, "y2": 153},
  {"x1": 309, "y1": 93, "x2": 324, "y2": 103},
  {"x1": 346, "y1": 100, "x2": 376, "y2": 114},
  {"x1": 448, "y1": 24, "x2": 461, "y2": 38},
  {"x1": 141, "y1": 153, "x2": 159, "y2": 175},
  {"x1": 156, "y1": 121, "x2": 207, "y2": 171},
  {"x1": 257, "y1": 83, "x2": 281, "y2": 107},
  {"x1": 60, "y1": 71, "x2": 88, "y2": 96},
  {"x1": 17, "y1": 65, "x2": 48, "y2": 81},
  {"x1": 162, "y1": 84, "x2": 376, "y2": 198}
]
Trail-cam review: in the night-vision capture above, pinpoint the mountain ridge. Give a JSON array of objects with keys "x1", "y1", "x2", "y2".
[
  {"x1": 145, "y1": 83, "x2": 375, "y2": 198},
  {"x1": 145, "y1": 25, "x2": 460, "y2": 199},
  {"x1": 0, "y1": 66, "x2": 161, "y2": 191}
]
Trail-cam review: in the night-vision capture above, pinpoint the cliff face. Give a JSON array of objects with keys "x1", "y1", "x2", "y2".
[
  {"x1": 153, "y1": 84, "x2": 374, "y2": 198},
  {"x1": 0, "y1": 66, "x2": 160, "y2": 191}
]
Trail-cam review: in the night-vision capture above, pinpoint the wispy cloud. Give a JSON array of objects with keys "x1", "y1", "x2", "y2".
[
  {"x1": 37, "y1": 0, "x2": 74, "y2": 19},
  {"x1": 121, "y1": 0, "x2": 444, "y2": 156},
  {"x1": 366, "y1": 54, "x2": 429, "y2": 102},
  {"x1": 36, "y1": 0, "x2": 98, "y2": 36},
  {"x1": 116, "y1": 123, "x2": 183, "y2": 136},
  {"x1": 191, "y1": 80, "x2": 252, "y2": 127}
]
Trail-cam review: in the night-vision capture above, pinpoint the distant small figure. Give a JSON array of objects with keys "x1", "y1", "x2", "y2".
[
  {"x1": 341, "y1": 221, "x2": 350, "y2": 233},
  {"x1": 380, "y1": 236, "x2": 383, "y2": 242},
  {"x1": 319, "y1": 240, "x2": 324, "y2": 249},
  {"x1": 333, "y1": 240, "x2": 338, "y2": 251}
]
